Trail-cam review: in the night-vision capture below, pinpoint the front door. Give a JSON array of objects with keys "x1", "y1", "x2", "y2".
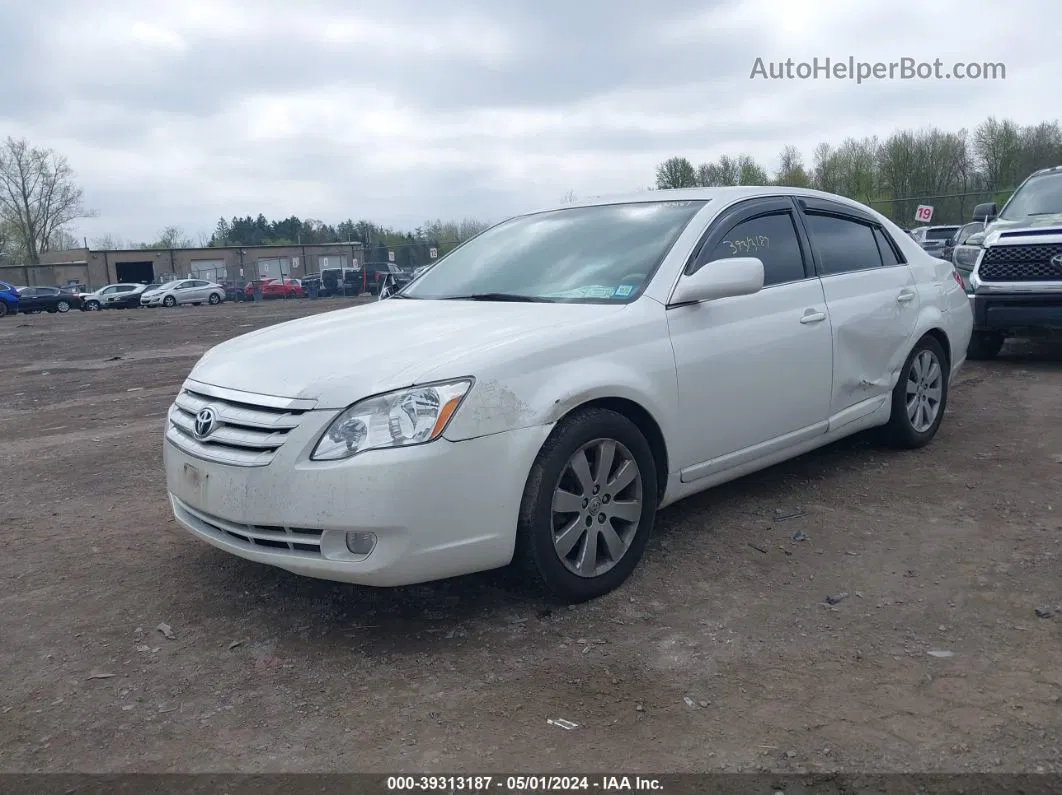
[{"x1": 666, "y1": 198, "x2": 834, "y2": 481}]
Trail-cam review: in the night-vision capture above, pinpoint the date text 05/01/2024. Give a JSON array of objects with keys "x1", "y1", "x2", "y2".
[{"x1": 384, "y1": 775, "x2": 664, "y2": 791}]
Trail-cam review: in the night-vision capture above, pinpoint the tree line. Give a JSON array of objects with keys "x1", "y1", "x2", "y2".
[
  {"x1": 96, "y1": 216, "x2": 493, "y2": 270},
  {"x1": 654, "y1": 116, "x2": 1062, "y2": 226}
]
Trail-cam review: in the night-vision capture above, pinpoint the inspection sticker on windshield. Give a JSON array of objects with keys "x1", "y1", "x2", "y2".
[
  {"x1": 584, "y1": 286, "x2": 615, "y2": 298},
  {"x1": 614, "y1": 285, "x2": 634, "y2": 297}
]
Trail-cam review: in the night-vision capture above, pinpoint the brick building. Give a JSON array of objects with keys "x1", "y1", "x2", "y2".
[{"x1": 4, "y1": 242, "x2": 367, "y2": 289}]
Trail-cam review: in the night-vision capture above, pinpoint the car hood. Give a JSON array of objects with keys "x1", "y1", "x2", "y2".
[
  {"x1": 187, "y1": 299, "x2": 628, "y2": 408},
  {"x1": 986, "y1": 213, "x2": 1062, "y2": 234}
]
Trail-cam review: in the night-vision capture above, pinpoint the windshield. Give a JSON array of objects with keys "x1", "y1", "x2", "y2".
[
  {"x1": 1000, "y1": 172, "x2": 1062, "y2": 220},
  {"x1": 925, "y1": 227, "x2": 958, "y2": 240},
  {"x1": 401, "y1": 200, "x2": 708, "y2": 302}
]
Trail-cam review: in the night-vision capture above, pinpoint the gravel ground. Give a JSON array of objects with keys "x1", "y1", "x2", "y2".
[{"x1": 2, "y1": 299, "x2": 1061, "y2": 774}]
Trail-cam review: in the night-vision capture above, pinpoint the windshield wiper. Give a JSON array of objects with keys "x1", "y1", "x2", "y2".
[{"x1": 443, "y1": 292, "x2": 551, "y2": 303}]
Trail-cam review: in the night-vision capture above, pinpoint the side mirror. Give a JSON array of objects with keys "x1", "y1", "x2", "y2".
[
  {"x1": 671, "y1": 257, "x2": 764, "y2": 305},
  {"x1": 944, "y1": 238, "x2": 955, "y2": 247},
  {"x1": 972, "y1": 202, "x2": 997, "y2": 222}
]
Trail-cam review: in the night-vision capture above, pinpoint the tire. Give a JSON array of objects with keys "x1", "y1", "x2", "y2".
[
  {"x1": 515, "y1": 408, "x2": 658, "y2": 603},
  {"x1": 967, "y1": 330, "x2": 1004, "y2": 361},
  {"x1": 209, "y1": 292, "x2": 221, "y2": 305},
  {"x1": 163, "y1": 295, "x2": 177, "y2": 307},
  {"x1": 883, "y1": 335, "x2": 950, "y2": 449},
  {"x1": 85, "y1": 300, "x2": 101, "y2": 311},
  {"x1": 0, "y1": 301, "x2": 8, "y2": 317}
]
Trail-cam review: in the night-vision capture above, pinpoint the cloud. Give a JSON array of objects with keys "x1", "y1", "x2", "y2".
[{"x1": 0, "y1": 0, "x2": 1055, "y2": 242}]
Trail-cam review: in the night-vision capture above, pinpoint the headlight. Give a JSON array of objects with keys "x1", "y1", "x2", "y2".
[
  {"x1": 953, "y1": 245, "x2": 981, "y2": 268},
  {"x1": 310, "y1": 379, "x2": 473, "y2": 461}
]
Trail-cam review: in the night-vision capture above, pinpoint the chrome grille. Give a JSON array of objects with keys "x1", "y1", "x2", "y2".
[
  {"x1": 166, "y1": 383, "x2": 313, "y2": 467},
  {"x1": 173, "y1": 497, "x2": 323, "y2": 556},
  {"x1": 979, "y1": 243, "x2": 1062, "y2": 281}
]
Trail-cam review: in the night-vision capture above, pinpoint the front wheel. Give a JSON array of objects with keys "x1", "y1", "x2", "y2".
[
  {"x1": 85, "y1": 300, "x2": 101, "y2": 311},
  {"x1": 209, "y1": 292, "x2": 221, "y2": 305},
  {"x1": 163, "y1": 295, "x2": 177, "y2": 307},
  {"x1": 967, "y1": 330, "x2": 1004, "y2": 361},
  {"x1": 56, "y1": 300, "x2": 70, "y2": 313},
  {"x1": 515, "y1": 408, "x2": 658, "y2": 603},
  {"x1": 882, "y1": 335, "x2": 950, "y2": 449}
]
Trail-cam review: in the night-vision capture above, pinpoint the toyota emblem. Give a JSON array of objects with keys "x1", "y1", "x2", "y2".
[
  {"x1": 1052, "y1": 254, "x2": 1062, "y2": 268},
  {"x1": 193, "y1": 406, "x2": 218, "y2": 439}
]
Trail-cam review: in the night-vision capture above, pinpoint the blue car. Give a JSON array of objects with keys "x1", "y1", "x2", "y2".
[{"x1": 0, "y1": 280, "x2": 19, "y2": 317}]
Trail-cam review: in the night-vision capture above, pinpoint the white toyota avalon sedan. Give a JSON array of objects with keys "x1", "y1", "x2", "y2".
[{"x1": 164, "y1": 187, "x2": 973, "y2": 603}]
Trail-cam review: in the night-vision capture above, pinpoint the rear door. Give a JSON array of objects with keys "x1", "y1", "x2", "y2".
[{"x1": 795, "y1": 197, "x2": 920, "y2": 427}]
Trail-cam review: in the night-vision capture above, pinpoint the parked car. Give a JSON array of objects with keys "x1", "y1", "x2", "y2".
[
  {"x1": 163, "y1": 187, "x2": 973, "y2": 603},
  {"x1": 243, "y1": 277, "x2": 303, "y2": 300},
  {"x1": 15, "y1": 286, "x2": 83, "y2": 313},
  {"x1": 910, "y1": 225, "x2": 960, "y2": 258},
  {"x1": 142, "y1": 278, "x2": 225, "y2": 307},
  {"x1": 940, "y1": 221, "x2": 985, "y2": 265},
  {"x1": 0, "y1": 281, "x2": 18, "y2": 317},
  {"x1": 81, "y1": 283, "x2": 148, "y2": 311},
  {"x1": 953, "y1": 165, "x2": 1062, "y2": 359}
]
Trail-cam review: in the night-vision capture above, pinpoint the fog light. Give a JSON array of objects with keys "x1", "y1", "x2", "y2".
[{"x1": 345, "y1": 531, "x2": 377, "y2": 556}]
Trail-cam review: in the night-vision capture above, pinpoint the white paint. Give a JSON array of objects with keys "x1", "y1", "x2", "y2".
[{"x1": 163, "y1": 186, "x2": 974, "y2": 591}]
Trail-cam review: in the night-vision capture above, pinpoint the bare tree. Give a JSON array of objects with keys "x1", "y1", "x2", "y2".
[
  {"x1": 0, "y1": 137, "x2": 93, "y2": 264},
  {"x1": 560, "y1": 189, "x2": 577, "y2": 204},
  {"x1": 143, "y1": 225, "x2": 196, "y2": 249},
  {"x1": 655, "y1": 157, "x2": 697, "y2": 189},
  {"x1": 973, "y1": 117, "x2": 1022, "y2": 193},
  {"x1": 773, "y1": 146, "x2": 812, "y2": 187}
]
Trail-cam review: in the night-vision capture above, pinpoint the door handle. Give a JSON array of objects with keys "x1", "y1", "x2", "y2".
[
  {"x1": 897, "y1": 289, "x2": 916, "y2": 303},
  {"x1": 800, "y1": 309, "x2": 826, "y2": 324}
]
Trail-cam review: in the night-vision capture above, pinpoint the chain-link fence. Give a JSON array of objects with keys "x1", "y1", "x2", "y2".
[{"x1": 866, "y1": 187, "x2": 1018, "y2": 227}]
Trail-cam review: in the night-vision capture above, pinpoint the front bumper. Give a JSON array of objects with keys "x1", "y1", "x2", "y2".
[
  {"x1": 163, "y1": 413, "x2": 553, "y2": 587},
  {"x1": 970, "y1": 292, "x2": 1062, "y2": 331}
]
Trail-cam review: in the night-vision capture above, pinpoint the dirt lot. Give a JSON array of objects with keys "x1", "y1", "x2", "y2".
[{"x1": 1, "y1": 299, "x2": 1061, "y2": 775}]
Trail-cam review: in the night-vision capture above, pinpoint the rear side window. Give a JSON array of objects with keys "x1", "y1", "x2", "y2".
[
  {"x1": 805, "y1": 214, "x2": 884, "y2": 276},
  {"x1": 873, "y1": 228, "x2": 903, "y2": 266},
  {"x1": 703, "y1": 212, "x2": 807, "y2": 286}
]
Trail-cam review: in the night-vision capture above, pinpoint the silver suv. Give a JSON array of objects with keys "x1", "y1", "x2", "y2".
[{"x1": 953, "y1": 165, "x2": 1062, "y2": 359}]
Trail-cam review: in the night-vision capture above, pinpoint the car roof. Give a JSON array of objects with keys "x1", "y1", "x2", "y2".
[{"x1": 525, "y1": 185, "x2": 896, "y2": 217}]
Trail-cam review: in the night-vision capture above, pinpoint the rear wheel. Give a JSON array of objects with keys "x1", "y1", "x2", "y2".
[
  {"x1": 0, "y1": 301, "x2": 8, "y2": 317},
  {"x1": 967, "y1": 330, "x2": 1004, "y2": 361},
  {"x1": 883, "y1": 335, "x2": 949, "y2": 449},
  {"x1": 515, "y1": 408, "x2": 658, "y2": 603}
]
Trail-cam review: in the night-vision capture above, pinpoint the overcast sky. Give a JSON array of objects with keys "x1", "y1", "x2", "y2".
[{"x1": 0, "y1": 0, "x2": 1053, "y2": 243}]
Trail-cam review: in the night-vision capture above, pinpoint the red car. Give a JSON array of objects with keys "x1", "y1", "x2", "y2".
[{"x1": 243, "y1": 277, "x2": 303, "y2": 299}]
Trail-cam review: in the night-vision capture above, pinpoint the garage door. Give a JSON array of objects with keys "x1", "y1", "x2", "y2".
[
  {"x1": 190, "y1": 259, "x2": 225, "y2": 281},
  {"x1": 256, "y1": 257, "x2": 293, "y2": 278}
]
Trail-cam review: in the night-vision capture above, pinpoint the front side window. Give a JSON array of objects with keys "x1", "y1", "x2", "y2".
[
  {"x1": 805, "y1": 214, "x2": 884, "y2": 276},
  {"x1": 701, "y1": 213, "x2": 807, "y2": 286},
  {"x1": 401, "y1": 200, "x2": 708, "y2": 303},
  {"x1": 955, "y1": 222, "x2": 983, "y2": 244},
  {"x1": 1000, "y1": 172, "x2": 1062, "y2": 220}
]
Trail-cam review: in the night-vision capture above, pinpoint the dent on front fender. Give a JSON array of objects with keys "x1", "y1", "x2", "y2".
[{"x1": 442, "y1": 378, "x2": 539, "y2": 441}]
